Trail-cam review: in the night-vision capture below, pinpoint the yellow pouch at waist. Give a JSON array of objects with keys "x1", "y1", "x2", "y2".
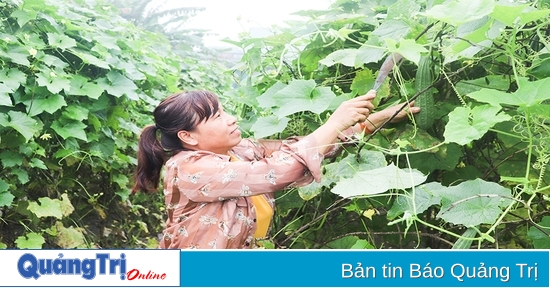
[{"x1": 249, "y1": 195, "x2": 273, "y2": 238}]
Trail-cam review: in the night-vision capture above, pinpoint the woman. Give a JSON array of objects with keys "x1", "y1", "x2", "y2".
[{"x1": 132, "y1": 90, "x2": 419, "y2": 249}]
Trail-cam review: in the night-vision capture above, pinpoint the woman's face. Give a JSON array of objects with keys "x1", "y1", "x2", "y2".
[{"x1": 186, "y1": 104, "x2": 242, "y2": 154}]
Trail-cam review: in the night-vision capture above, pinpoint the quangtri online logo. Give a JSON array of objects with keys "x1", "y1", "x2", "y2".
[{"x1": 4, "y1": 249, "x2": 180, "y2": 287}]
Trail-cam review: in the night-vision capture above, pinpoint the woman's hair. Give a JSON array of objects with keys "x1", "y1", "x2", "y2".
[{"x1": 132, "y1": 90, "x2": 220, "y2": 193}]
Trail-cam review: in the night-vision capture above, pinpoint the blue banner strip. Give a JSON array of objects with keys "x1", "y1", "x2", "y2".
[{"x1": 179, "y1": 250, "x2": 548, "y2": 287}]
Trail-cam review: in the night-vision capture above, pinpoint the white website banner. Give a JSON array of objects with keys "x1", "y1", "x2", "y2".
[{"x1": 1, "y1": 249, "x2": 180, "y2": 287}]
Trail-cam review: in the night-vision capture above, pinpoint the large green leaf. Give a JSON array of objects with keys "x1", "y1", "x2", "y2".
[
  {"x1": 0, "y1": 179, "x2": 8, "y2": 193},
  {"x1": 436, "y1": 179, "x2": 512, "y2": 226},
  {"x1": 271, "y1": 80, "x2": 336, "y2": 118},
  {"x1": 491, "y1": 3, "x2": 529, "y2": 26},
  {"x1": 15, "y1": 232, "x2": 45, "y2": 249},
  {"x1": 36, "y1": 70, "x2": 72, "y2": 94},
  {"x1": 0, "y1": 83, "x2": 13, "y2": 106},
  {"x1": 319, "y1": 49, "x2": 358, "y2": 67},
  {"x1": 251, "y1": 115, "x2": 290, "y2": 139},
  {"x1": 0, "y1": 192, "x2": 15, "y2": 207},
  {"x1": 68, "y1": 75, "x2": 104, "y2": 99},
  {"x1": 28, "y1": 197, "x2": 63, "y2": 219},
  {"x1": 527, "y1": 216, "x2": 550, "y2": 249},
  {"x1": 51, "y1": 119, "x2": 87, "y2": 141},
  {"x1": 62, "y1": 105, "x2": 89, "y2": 121},
  {"x1": 331, "y1": 163, "x2": 427, "y2": 198},
  {"x1": 455, "y1": 76, "x2": 511, "y2": 95},
  {"x1": 0, "y1": 111, "x2": 40, "y2": 141},
  {"x1": 423, "y1": 0, "x2": 495, "y2": 26},
  {"x1": 26, "y1": 94, "x2": 67, "y2": 116},
  {"x1": 324, "y1": 151, "x2": 387, "y2": 185},
  {"x1": 443, "y1": 105, "x2": 511, "y2": 145},
  {"x1": 55, "y1": 222, "x2": 86, "y2": 248},
  {"x1": 0, "y1": 151, "x2": 24, "y2": 167},
  {"x1": 1, "y1": 45, "x2": 30, "y2": 66},
  {"x1": 468, "y1": 77, "x2": 550, "y2": 107},
  {"x1": 0, "y1": 68, "x2": 26, "y2": 90},
  {"x1": 386, "y1": 38, "x2": 428, "y2": 66},
  {"x1": 47, "y1": 32, "x2": 77, "y2": 50},
  {"x1": 387, "y1": 182, "x2": 447, "y2": 219},
  {"x1": 297, "y1": 179, "x2": 324, "y2": 201},
  {"x1": 257, "y1": 81, "x2": 286, "y2": 108},
  {"x1": 355, "y1": 44, "x2": 386, "y2": 66},
  {"x1": 371, "y1": 19, "x2": 410, "y2": 42},
  {"x1": 97, "y1": 71, "x2": 138, "y2": 100},
  {"x1": 69, "y1": 48, "x2": 110, "y2": 69}
]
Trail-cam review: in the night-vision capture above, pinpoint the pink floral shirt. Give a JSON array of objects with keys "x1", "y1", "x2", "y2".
[{"x1": 159, "y1": 135, "x2": 326, "y2": 249}]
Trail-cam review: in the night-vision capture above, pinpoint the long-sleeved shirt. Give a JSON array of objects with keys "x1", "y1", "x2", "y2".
[{"x1": 159, "y1": 135, "x2": 327, "y2": 249}]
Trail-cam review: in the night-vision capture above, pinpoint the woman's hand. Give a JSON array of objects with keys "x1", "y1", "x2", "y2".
[
  {"x1": 326, "y1": 90, "x2": 376, "y2": 132},
  {"x1": 352, "y1": 99, "x2": 421, "y2": 134},
  {"x1": 383, "y1": 101, "x2": 421, "y2": 123},
  {"x1": 309, "y1": 90, "x2": 376, "y2": 154}
]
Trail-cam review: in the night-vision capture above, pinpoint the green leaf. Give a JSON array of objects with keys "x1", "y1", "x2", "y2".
[
  {"x1": 112, "y1": 173, "x2": 129, "y2": 190},
  {"x1": 55, "y1": 222, "x2": 87, "y2": 248},
  {"x1": 388, "y1": 182, "x2": 446, "y2": 219},
  {"x1": 1, "y1": 45, "x2": 30, "y2": 66},
  {"x1": 408, "y1": 143, "x2": 462, "y2": 174},
  {"x1": 251, "y1": 115, "x2": 290, "y2": 139},
  {"x1": 356, "y1": 45, "x2": 385, "y2": 66},
  {"x1": 0, "y1": 68, "x2": 26, "y2": 90},
  {"x1": 0, "y1": 111, "x2": 40, "y2": 141},
  {"x1": 491, "y1": 3, "x2": 529, "y2": 27},
  {"x1": 325, "y1": 236, "x2": 374, "y2": 249},
  {"x1": 36, "y1": 70, "x2": 72, "y2": 94},
  {"x1": 527, "y1": 216, "x2": 550, "y2": 249},
  {"x1": 0, "y1": 150, "x2": 24, "y2": 167},
  {"x1": 444, "y1": 105, "x2": 511, "y2": 145},
  {"x1": 437, "y1": 179, "x2": 512, "y2": 226},
  {"x1": 28, "y1": 197, "x2": 63, "y2": 219},
  {"x1": 59, "y1": 193, "x2": 75, "y2": 217},
  {"x1": 257, "y1": 81, "x2": 286, "y2": 108},
  {"x1": 518, "y1": 8, "x2": 550, "y2": 26},
  {"x1": 68, "y1": 75, "x2": 104, "y2": 99},
  {"x1": 26, "y1": 94, "x2": 67, "y2": 116},
  {"x1": 386, "y1": 38, "x2": 428, "y2": 66},
  {"x1": 69, "y1": 48, "x2": 110, "y2": 69},
  {"x1": 0, "y1": 179, "x2": 8, "y2": 192},
  {"x1": 456, "y1": 76, "x2": 511, "y2": 95},
  {"x1": 452, "y1": 227, "x2": 478, "y2": 249},
  {"x1": 331, "y1": 163, "x2": 427, "y2": 198},
  {"x1": 47, "y1": 33, "x2": 77, "y2": 50},
  {"x1": 297, "y1": 180, "x2": 324, "y2": 201},
  {"x1": 62, "y1": 105, "x2": 89, "y2": 121},
  {"x1": 15, "y1": 232, "x2": 45, "y2": 249},
  {"x1": 527, "y1": 55, "x2": 550, "y2": 80},
  {"x1": 319, "y1": 49, "x2": 357, "y2": 67},
  {"x1": 423, "y1": 0, "x2": 495, "y2": 26},
  {"x1": 29, "y1": 158, "x2": 47, "y2": 169},
  {"x1": 272, "y1": 80, "x2": 336, "y2": 118},
  {"x1": 10, "y1": 10, "x2": 35, "y2": 27},
  {"x1": 0, "y1": 191, "x2": 15, "y2": 207},
  {"x1": 350, "y1": 69, "x2": 376, "y2": 97},
  {"x1": 350, "y1": 239, "x2": 375, "y2": 249},
  {"x1": 97, "y1": 71, "x2": 138, "y2": 100},
  {"x1": 324, "y1": 151, "x2": 387, "y2": 184},
  {"x1": 0, "y1": 83, "x2": 13, "y2": 106},
  {"x1": 51, "y1": 119, "x2": 87, "y2": 141},
  {"x1": 468, "y1": 77, "x2": 550, "y2": 107},
  {"x1": 371, "y1": 19, "x2": 410, "y2": 42}
]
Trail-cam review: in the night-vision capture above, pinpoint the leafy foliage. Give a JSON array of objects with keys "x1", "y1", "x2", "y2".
[
  {"x1": 226, "y1": 0, "x2": 550, "y2": 249},
  {"x1": 0, "y1": 0, "x2": 231, "y2": 248}
]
